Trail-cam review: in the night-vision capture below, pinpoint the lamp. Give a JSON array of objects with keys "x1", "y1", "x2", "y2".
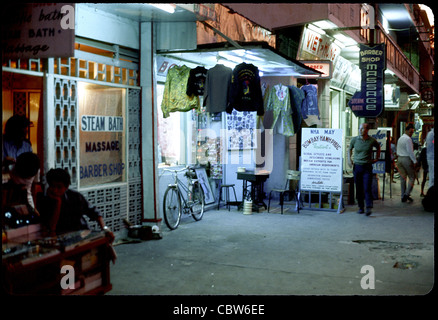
[{"x1": 149, "y1": 4, "x2": 175, "y2": 14}]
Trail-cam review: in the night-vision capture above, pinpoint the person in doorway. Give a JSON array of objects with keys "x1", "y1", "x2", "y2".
[
  {"x1": 348, "y1": 123, "x2": 381, "y2": 216},
  {"x1": 37, "y1": 168, "x2": 115, "y2": 243},
  {"x1": 2, "y1": 115, "x2": 34, "y2": 182},
  {"x1": 396, "y1": 123, "x2": 417, "y2": 203}
]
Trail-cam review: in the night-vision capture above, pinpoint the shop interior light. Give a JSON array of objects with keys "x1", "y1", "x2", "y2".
[
  {"x1": 149, "y1": 4, "x2": 175, "y2": 14},
  {"x1": 307, "y1": 23, "x2": 326, "y2": 35},
  {"x1": 346, "y1": 44, "x2": 360, "y2": 51},
  {"x1": 217, "y1": 52, "x2": 243, "y2": 64},
  {"x1": 216, "y1": 56, "x2": 237, "y2": 69},
  {"x1": 312, "y1": 20, "x2": 338, "y2": 30},
  {"x1": 333, "y1": 33, "x2": 357, "y2": 47},
  {"x1": 243, "y1": 52, "x2": 265, "y2": 62},
  {"x1": 334, "y1": 39, "x2": 345, "y2": 49}
]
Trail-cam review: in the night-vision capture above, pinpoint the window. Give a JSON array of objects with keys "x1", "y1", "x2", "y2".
[{"x1": 78, "y1": 82, "x2": 126, "y2": 188}]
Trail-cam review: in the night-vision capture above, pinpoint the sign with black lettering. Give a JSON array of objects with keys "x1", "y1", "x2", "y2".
[
  {"x1": 300, "y1": 128, "x2": 343, "y2": 192},
  {"x1": 78, "y1": 83, "x2": 126, "y2": 187},
  {"x1": 2, "y1": 3, "x2": 74, "y2": 59},
  {"x1": 348, "y1": 43, "x2": 386, "y2": 118}
]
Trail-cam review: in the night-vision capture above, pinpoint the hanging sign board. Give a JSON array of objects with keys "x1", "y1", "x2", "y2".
[
  {"x1": 301, "y1": 60, "x2": 332, "y2": 79},
  {"x1": 300, "y1": 128, "x2": 343, "y2": 192},
  {"x1": 348, "y1": 43, "x2": 386, "y2": 118},
  {"x1": 2, "y1": 3, "x2": 75, "y2": 59}
]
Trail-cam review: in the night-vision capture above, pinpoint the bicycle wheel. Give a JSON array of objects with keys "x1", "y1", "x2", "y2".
[
  {"x1": 191, "y1": 182, "x2": 205, "y2": 221},
  {"x1": 163, "y1": 186, "x2": 181, "y2": 230}
]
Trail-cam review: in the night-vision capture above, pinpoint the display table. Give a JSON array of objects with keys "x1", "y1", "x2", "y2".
[
  {"x1": 2, "y1": 224, "x2": 113, "y2": 295},
  {"x1": 237, "y1": 170, "x2": 270, "y2": 211}
]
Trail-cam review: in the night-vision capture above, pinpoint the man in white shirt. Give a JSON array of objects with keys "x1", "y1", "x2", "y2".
[{"x1": 396, "y1": 123, "x2": 417, "y2": 202}]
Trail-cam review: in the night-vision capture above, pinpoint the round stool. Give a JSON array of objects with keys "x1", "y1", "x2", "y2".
[{"x1": 217, "y1": 184, "x2": 238, "y2": 211}]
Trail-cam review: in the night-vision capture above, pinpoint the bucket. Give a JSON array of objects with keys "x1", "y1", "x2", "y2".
[{"x1": 243, "y1": 200, "x2": 253, "y2": 215}]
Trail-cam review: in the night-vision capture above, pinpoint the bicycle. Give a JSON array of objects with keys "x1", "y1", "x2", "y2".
[{"x1": 161, "y1": 166, "x2": 205, "y2": 230}]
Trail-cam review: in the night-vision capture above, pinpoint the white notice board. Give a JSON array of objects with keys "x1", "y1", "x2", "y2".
[{"x1": 300, "y1": 128, "x2": 343, "y2": 193}]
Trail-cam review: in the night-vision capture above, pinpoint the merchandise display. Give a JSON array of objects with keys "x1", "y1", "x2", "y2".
[
  {"x1": 264, "y1": 84, "x2": 295, "y2": 136},
  {"x1": 203, "y1": 64, "x2": 233, "y2": 113},
  {"x1": 161, "y1": 65, "x2": 200, "y2": 118},
  {"x1": 300, "y1": 84, "x2": 321, "y2": 127},
  {"x1": 227, "y1": 62, "x2": 264, "y2": 115},
  {"x1": 160, "y1": 63, "x2": 317, "y2": 135}
]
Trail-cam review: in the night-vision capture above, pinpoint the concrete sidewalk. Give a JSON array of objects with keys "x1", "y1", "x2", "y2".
[{"x1": 108, "y1": 177, "x2": 434, "y2": 296}]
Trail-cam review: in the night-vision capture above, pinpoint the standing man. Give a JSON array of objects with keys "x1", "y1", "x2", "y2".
[
  {"x1": 348, "y1": 123, "x2": 381, "y2": 216},
  {"x1": 396, "y1": 123, "x2": 417, "y2": 202}
]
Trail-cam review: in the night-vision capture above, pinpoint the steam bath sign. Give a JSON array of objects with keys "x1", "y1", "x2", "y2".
[
  {"x1": 79, "y1": 84, "x2": 126, "y2": 187},
  {"x1": 300, "y1": 128, "x2": 343, "y2": 192}
]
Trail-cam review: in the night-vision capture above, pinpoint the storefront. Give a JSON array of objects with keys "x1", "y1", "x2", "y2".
[
  {"x1": 294, "y1": 23, "x2": 363, "y2": 173},
  {"x1": 156, "y1": 41, "x2": 322, "y2": 214}
]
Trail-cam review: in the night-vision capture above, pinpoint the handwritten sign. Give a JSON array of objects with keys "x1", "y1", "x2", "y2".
[
  {"x1": 2, "y1": 3, "x2": 74, "y2": 59},
  {"x1": 300, "y1": 128, "x2": 343, "y2": 192}
]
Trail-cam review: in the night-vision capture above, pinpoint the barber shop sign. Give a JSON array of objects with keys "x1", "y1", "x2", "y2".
[{"x1": 348, "y1": 43, "x2": 386, "y2": 118}]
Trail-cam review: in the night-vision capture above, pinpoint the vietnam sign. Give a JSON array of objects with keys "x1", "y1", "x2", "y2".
[{"x1": 348, "y1": 43, "x2": 386, "y2": 118}]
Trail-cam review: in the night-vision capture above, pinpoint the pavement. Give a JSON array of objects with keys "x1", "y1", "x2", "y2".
[{"x1": 107, "y1": 175, "x2": 435, "y2": 298}]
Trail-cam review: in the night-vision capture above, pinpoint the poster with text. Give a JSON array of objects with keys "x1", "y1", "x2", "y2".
[
  {"x1": 300, "y1": 128, "x2": 343, "y2": 192},
  {"x1": 79, "y1": 83, "x2": 126, "y2": 188}
]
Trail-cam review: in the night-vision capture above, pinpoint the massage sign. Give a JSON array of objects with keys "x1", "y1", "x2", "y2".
[
  {"x1": 348, "y1": 43, "x2": 386, "y2": 118},
  {"x1": 79, "y1": 86, "x2": 126, "y2": 187}
]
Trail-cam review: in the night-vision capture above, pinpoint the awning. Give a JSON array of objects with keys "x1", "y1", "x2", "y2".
[{"x1": 157, "y1": 41, "x2": 322, "y2": 77}]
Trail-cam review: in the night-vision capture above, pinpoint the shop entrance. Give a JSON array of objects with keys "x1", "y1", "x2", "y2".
[
  {"x1": 155, "y1": 42, "x2": 322, "y2": 221},
  {"x1": 2, "y1": 72, "x2": 42, "y2": 156}
]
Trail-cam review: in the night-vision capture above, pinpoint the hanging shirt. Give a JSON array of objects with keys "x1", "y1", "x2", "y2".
[
  {"x1": 264, "y1": 84, "x2": 295, "y2": 136},
  {"x1": 203, "y1": 64, "x2": 232, "y2": 113},
  {"x1": 161, "y1": 65, "x2": 200, "y2": 118},
  {"x1": 227, "y1": 63, "x2": 264, "y2": 116},
  {"x1": 186, "y1": 66, "x2": 208, "y2": 96},
  {"x1": 301, "y1": 84, "x2": 321, "y2": 127},
  {"x1": 288, "y1": 85, "x2": 305, "y2": 133}
]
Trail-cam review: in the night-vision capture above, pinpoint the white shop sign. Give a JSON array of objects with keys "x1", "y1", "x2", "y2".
[
  {"x1": 301, "y1": 27, "x2": 341, "y2": 63},
  {"x1": 300, "y1": 128, "x2": 343, "y2": 192},
  {"x1": 2, "y1": 3, "x2": 75, "y2": 59},
  {"x1": 301, "y1": 60, "x2": 332, "y2": 79}
]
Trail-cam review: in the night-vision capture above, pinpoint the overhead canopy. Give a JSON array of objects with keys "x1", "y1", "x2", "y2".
[{"x1": 157, "y1": 41, "x2": 323, "y2": 77}]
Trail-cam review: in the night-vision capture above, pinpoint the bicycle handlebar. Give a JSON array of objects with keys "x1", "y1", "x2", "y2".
[{"x1": 160, "y1": 165, "x2": 199, "y2": 177}]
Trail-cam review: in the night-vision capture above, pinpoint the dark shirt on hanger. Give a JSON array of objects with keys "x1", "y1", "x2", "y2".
[
  {"x1": 203, "y1": 64, "x2": 233, "y2": 113},
  {"x1": 288, "y1": 85, "x2": 305, "y2": 132},
  {"x1": 186, "y1": 66, "x2": 208, "y2": 96},
  {"x1": 227, "y1": 63, "x2": 264, "y2": 116}
]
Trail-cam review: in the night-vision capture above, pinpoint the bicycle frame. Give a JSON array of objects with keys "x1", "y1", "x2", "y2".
[{"x1": 162, "y1": 167, "x2": 198, "y2": 211}]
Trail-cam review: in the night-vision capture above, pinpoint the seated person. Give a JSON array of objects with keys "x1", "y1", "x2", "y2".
[
  {"x1": 37, "y1": 168, "x2": 114, "y2": 243},
  {"x1": 2, "y1": 152, "x2": 41, "y2": 228}
]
